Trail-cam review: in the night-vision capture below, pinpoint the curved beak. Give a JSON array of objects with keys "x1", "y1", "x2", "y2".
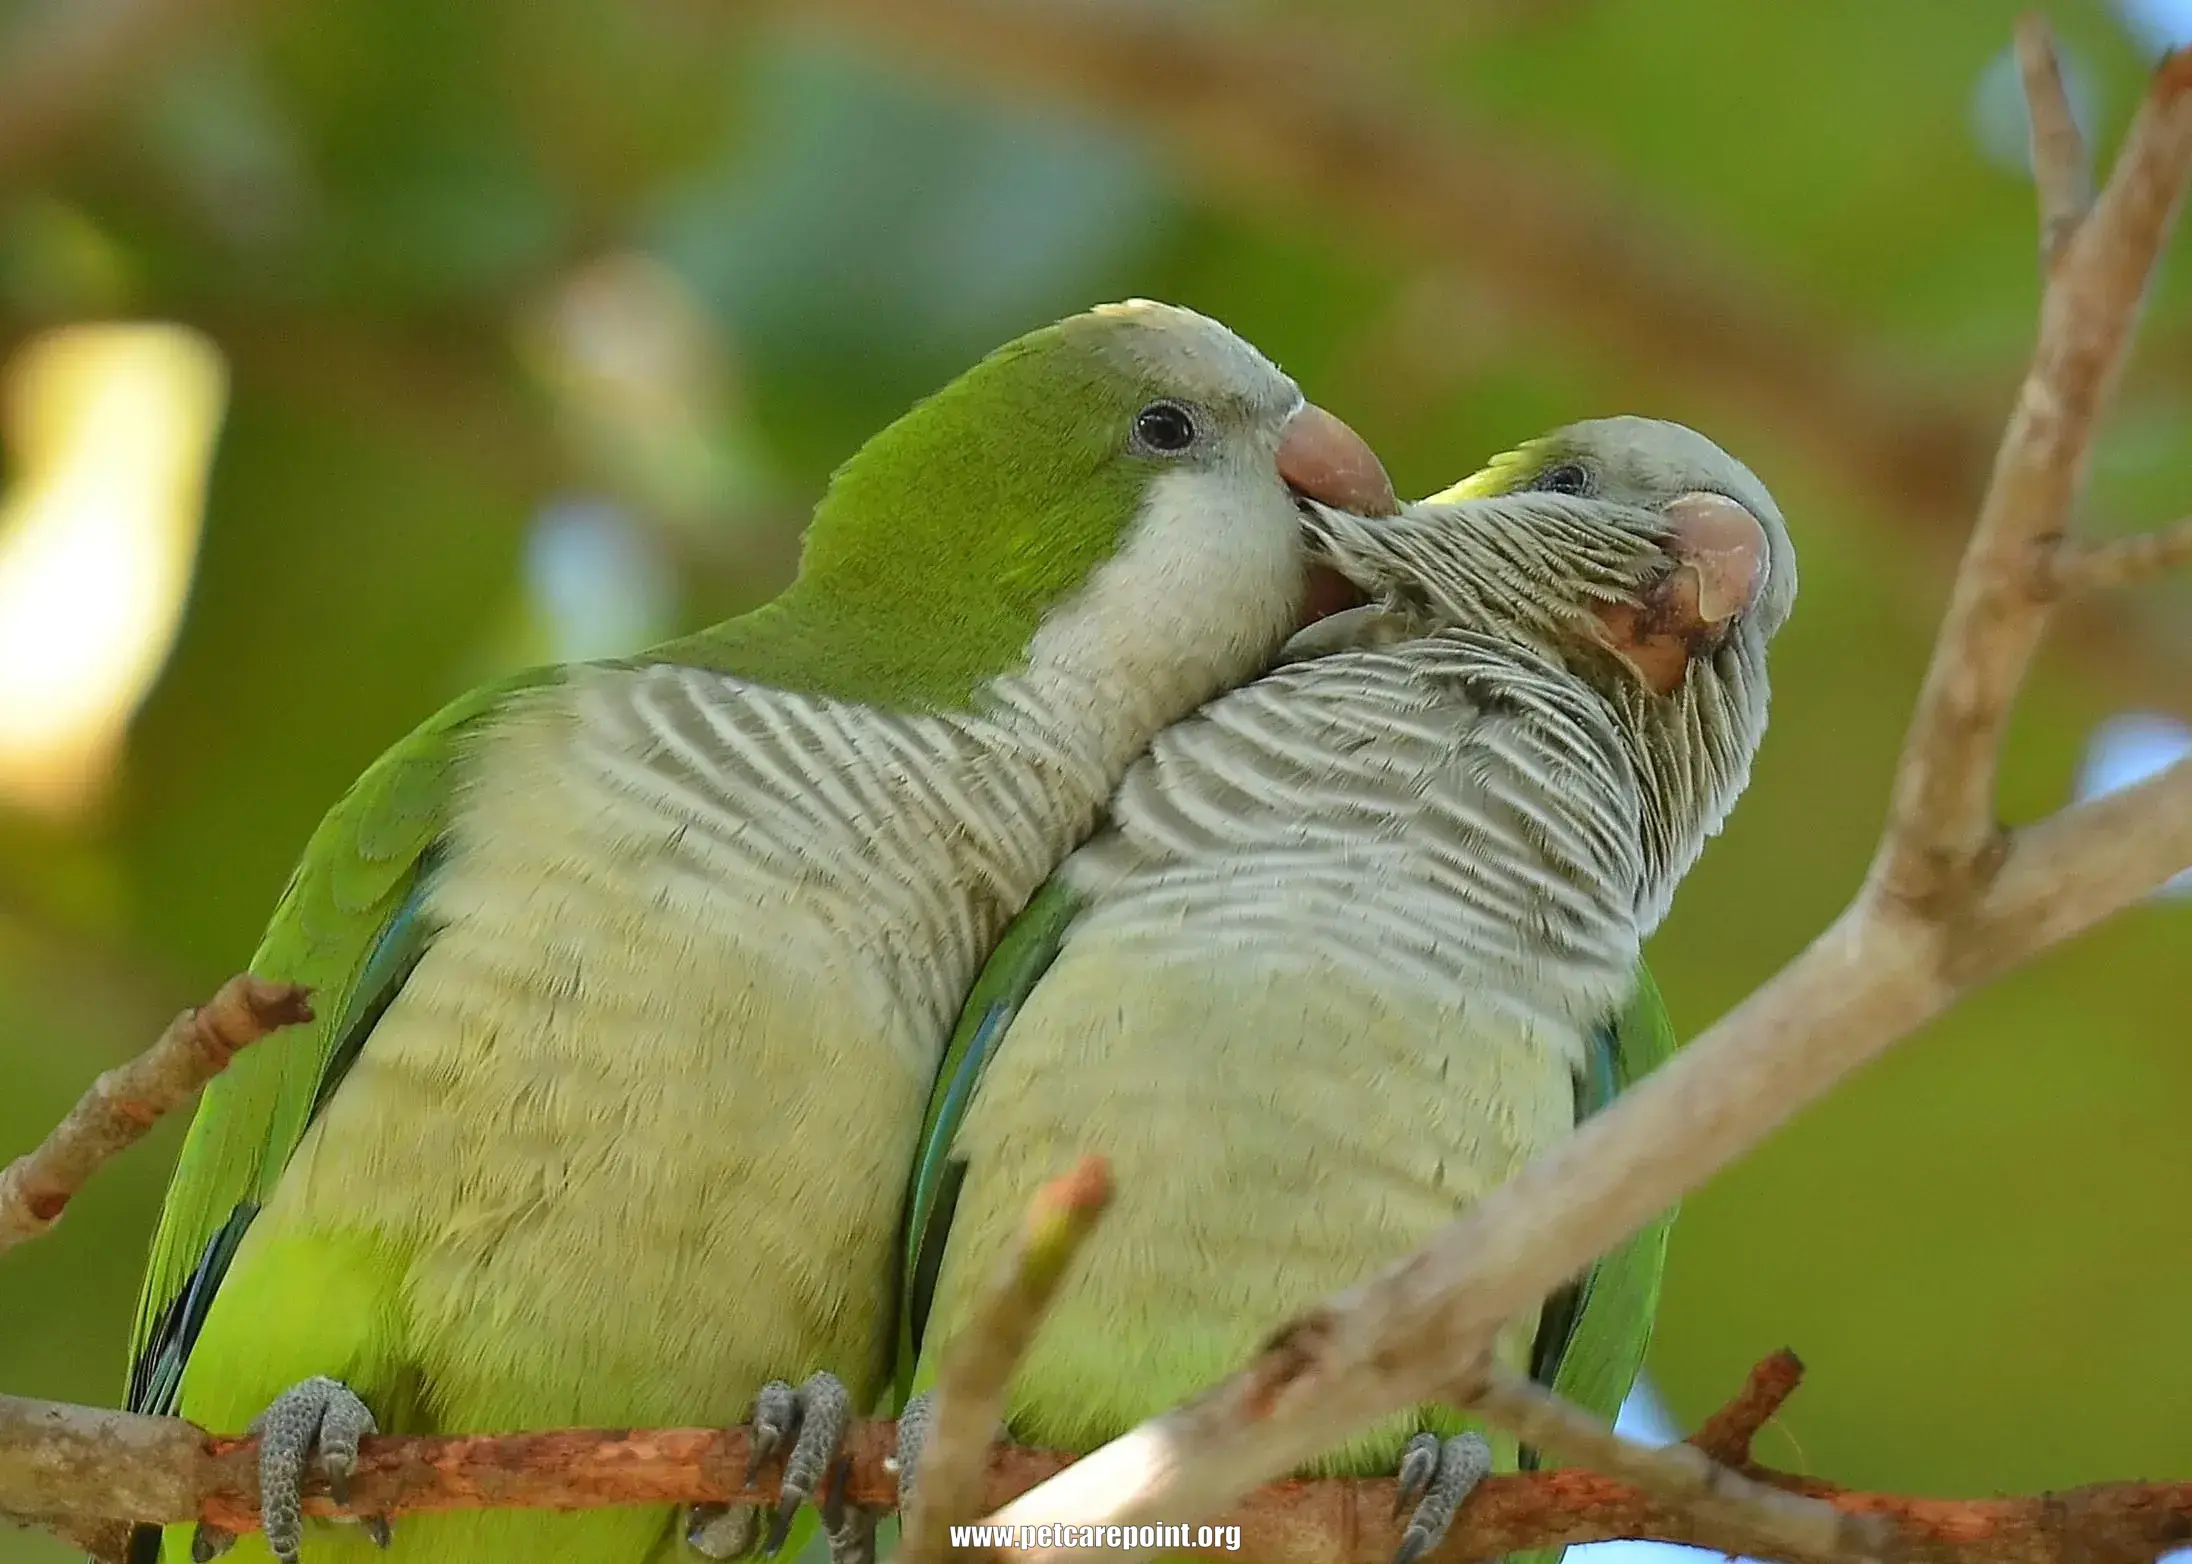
[
  {"x1": 1278, "y1": 402, "x2": 1397, "y2": 632},
  {"x1": 1592, "y1": 492, "x2": 1771, "y2": 696},
  {"x1": 1663, "y1": 491, "x2": 1770, "y2": 627},
  {"x1": 1276, "y1": 402, "x2": 1398, "y2": 518}
]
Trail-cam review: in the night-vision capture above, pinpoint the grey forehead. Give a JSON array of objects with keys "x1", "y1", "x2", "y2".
[
  {"x1": 1073, "y1": 299, "x2": 1302, "y2": 416},
  {"x1": 1566, "y1": 416, "x2": 1780, "y2": 522}
]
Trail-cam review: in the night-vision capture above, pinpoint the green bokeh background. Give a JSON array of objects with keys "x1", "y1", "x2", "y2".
[{"x1": 2, "y1": 2, "x2": 2189, "y2": 1558}]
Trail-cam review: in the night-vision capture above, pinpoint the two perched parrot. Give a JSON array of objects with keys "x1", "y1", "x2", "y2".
[
  {"x1": 895, "y1": 419, "x2": 1798, "y2": 1564},
  {"x1": 121, "y1": 300, "x2": 1403, "y2": 1564}
]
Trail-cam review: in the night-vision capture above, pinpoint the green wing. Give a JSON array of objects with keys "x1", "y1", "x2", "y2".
[
  {"x1": 1507, "y1": 962, "x2": 1677, "y2": 1564},
  {"x1": 124, "y1": 667, "x2": 562, "y2": 1416},
  {"x1": 893, "y1": 875, "x2": 1087, "y2": 1410},
  {"x1": 1525, "y1": 958, "x2": 1680, "y2": 1438}
]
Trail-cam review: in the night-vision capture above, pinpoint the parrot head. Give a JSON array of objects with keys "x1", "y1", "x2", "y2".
[
  {"x1": 1297, "y1": 415, "x2": 1797, "y2": 927},
  {"x1": 1421, "y1": 415, "x2": 1797, "y2": 667},
  {"x1": 720, "y1": 299, "x2": 1394, "y2": 715}
]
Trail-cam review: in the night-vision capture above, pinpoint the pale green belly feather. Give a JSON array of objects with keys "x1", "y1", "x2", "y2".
[
  {"x1": 175, "y1": 659, "x2": 1148, "y2": 1562},
  {"x1": 929, "y1": 947, "x2": 1576, "y2": 1473}
]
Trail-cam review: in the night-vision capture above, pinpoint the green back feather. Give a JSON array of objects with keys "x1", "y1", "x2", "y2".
[
  {"x1": 1535, "y1": 962, "x2": 1678, "y2": 1422},
  {"x1": 125, "y1": 665, "x2": 564, "y2": 1413},
  {"x1": 1508, "y1": 961, "x2": 1678, "y2": 1564},
  {"x1": 895, "y1": 876, "x2": 1087, "y2": 1407}
]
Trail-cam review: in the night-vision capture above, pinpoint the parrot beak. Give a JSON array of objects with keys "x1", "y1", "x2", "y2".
[
  {"x1": 1278, "y1": 402, "x2": 1397, "y2": 629},
  {"x1": 1277, "y1": 402, "x2": 1399, "y2": 518},
  {"x1": 1662, "y1": 491, "x2": 1771, "y2": 627},
  {"x1": 1592, "y1": 491, "x2": 1771, "y2": 697}
]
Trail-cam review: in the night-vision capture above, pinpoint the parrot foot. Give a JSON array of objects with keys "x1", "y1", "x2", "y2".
[
  {"x1": 684, "y1": 1372, "x2": 860, "y2": 1559},
  {"x1": 755, "y1": 1372, "x2": 852, "y2": 1553},
  {"x1": 244, "y1": 1375, "x2": 391, "y2": 1564},
  {"x1": 1390, "y1": 1431, "x2": 1491, "y2": 1564}
]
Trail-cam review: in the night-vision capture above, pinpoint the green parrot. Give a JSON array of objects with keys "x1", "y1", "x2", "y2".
[
  {"x1": 121, "y1": 300, "x2": 1401, "y2": 1564},
  {"x1": 894, "y1": 417, "x2": 1798, "y2": 1564}
]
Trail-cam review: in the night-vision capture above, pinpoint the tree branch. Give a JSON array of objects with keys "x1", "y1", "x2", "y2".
[
  {"x1": 1687, "y1": 1347, "x2": 1806, "y2": 1465},
  {"x1": 0, "y1": 974, "x2": 310, "y2": 1254},
  {"x1": 1466, "y1": 1367, "x2": 1890, "y2": 1564},
  {"x1": 5, "y1": 1358, "x2": 2192, "y2": 1564},
  {"x1": 2015, "y1": 14, "x2": 2094, "y2": 275},
  {"x1": 1874, "y1": 39, "x2": 2192, "y2": 915},
  {"x1": 2044, "y1": 514, "x2": 2192, "y2": 595}
]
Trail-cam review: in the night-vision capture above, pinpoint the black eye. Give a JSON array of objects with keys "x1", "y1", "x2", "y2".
[
  {"x1": 1133, "y1": 400, "x2": 1198, "y2": 455},
  {"x1": 1534, "y1": 462, "x2": 1591, "y2": 496}
]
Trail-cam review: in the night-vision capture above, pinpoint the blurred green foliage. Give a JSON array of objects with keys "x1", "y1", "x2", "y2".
[{"x1": 2, "y1": 2, "x2": 2189, "y2": 1559}]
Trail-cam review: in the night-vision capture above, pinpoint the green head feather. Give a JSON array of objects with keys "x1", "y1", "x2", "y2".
[{"x1": 649, "y1": 300, "x2": 1311, "y2": 711}]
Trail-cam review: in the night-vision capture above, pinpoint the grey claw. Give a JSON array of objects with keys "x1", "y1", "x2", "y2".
[
  {"x1": 818, "y1": 1455, "x2": 853, "y2": 1536},
  {"x1": 247, "y1": 1376, "x2": 382, "y2": 1564},
  {"x1": 1391, "y1": 1432, "x2": 1491, "y2": 1564},
  {"x1": 747, "y1": 1380, "x2": 801, "y2": 1483},
  {"x1": 316, "y1": 1388, "x2": 377, "y2": 1507},
  {"x1": 687, "y1": 1504, "x2": 761, "y2": 1559},
  {"x1": 1392, "y1": 1431, "x2": 1440, "y2": 1519},
  {"x1": 763, "y1": 1372, "x2": 851, "y2": 1555},
  {"x1": 889, "y1": 1391, "x2": 936, "y2": 1519},
  {"x1": 766, "y1": 1487, "x2": 801, "y2": 1548},
  {"x1": 190, "y1": 1524, "x2": 236, "y2": 1562}
]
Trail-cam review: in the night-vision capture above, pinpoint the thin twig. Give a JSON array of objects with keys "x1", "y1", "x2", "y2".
[
  {"x1": 0, "y1": 974, "x2": 311, "y2": 1254},
  {"x1": 1687, "y1": 1349, "x2": 1807, "y2": 1466},
  {"x1": 1966, "y1": 755, "x2": 2192, "y2": 968},
  {"x1": 2015, "y1": 13, "x2": 2094, "y2": 274},
  {"x1": 898, "y1": 1156, "x2": 1114, "y2": 1564},
  {"x1": 2044, "y1": 514, "x2": 2192, "y2": 595},
  {"x1": 1468, "y1": 1367, "x2": 1889, "y2": 1564},
  {"x1": 971, "y1": 39, "x2": 2192, "y2": 1564}
]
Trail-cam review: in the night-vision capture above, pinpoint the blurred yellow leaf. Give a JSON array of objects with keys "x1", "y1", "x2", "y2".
[{"x1": 0, "y1": 324, "x2": 227, "y2": 822}]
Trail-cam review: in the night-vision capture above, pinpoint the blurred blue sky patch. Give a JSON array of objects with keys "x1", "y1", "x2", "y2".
[
  {"x1": 2075, "y1": 713, "x2": 2192, "y2": 899},
  {"x1": 524, "y1": 495, "x2": 678, "y2": 663},
  {"x1": 2114, "y1": 0, "x2": 2192, "y2": 53}
]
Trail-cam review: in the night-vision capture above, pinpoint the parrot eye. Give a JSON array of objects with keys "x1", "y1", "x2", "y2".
[
  {"x1": 1132, "y1": 400, "x2": 1199, "y2": 456},
  {"x1": 1534, "y1": 462, "x2": 1592, "y2": 497}
]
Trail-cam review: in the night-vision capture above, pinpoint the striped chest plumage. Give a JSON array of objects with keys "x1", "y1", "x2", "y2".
[
  {"x1": 1071, "y1": 632, "x2": 1650, "y2": 1034},
  {"x1": 264, "y1": 662, "x2": 1122, "y2": 1432},
  {"x1": 930, "y1": 632, "x2": 1654, "y2": 1463}
]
